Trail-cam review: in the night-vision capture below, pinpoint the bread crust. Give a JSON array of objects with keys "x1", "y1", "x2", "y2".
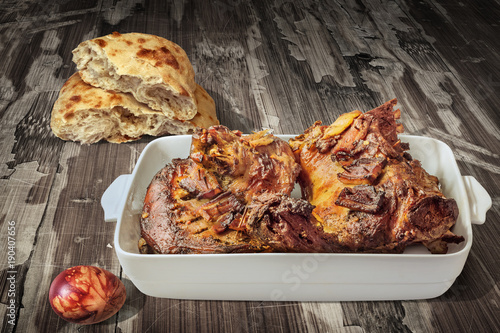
[
  {"x1": 72, "y1": 32, "x2": 198, "y2": 120},
  {"x1": 50, "y1": 73, "x2": 218, "y2": 144}
]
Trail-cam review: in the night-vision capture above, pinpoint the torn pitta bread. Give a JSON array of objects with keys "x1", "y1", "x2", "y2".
[
  {"x1": 50, "y1": 73, "x2": 219, "y2": 144},
  {"x1": 72, "y1": 32, "x2": 198, "y2": 120}
]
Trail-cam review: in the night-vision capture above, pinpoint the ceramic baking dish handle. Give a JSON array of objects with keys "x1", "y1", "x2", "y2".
[
  {"x1": 462, "y1": 176, "x2": 492, "y2": 225},
  {"x1": 101, "y1": 174, "x2": 132, "y2": 222}
]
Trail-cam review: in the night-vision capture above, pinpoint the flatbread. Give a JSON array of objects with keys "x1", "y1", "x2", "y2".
[
  {"x1": 72, "y1": 32, "x2": 198, "y2": 120},
  {"x1": 50, "y1": 73, "x2": 219, "y2": 144}
]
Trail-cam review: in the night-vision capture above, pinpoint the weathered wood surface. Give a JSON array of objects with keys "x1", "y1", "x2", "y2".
[{"x1": 1, "y1": 0, "x2": 499, "y2": 332}]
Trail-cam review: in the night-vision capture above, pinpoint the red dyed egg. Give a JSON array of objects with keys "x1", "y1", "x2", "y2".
[{"x1": 49, "y1": 265, "x2": 126, "y2": 324}]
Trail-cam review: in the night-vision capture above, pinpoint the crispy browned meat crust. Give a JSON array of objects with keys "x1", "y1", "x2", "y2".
[
  {"x1": 289, "y1": 99, "x2": 462, "y2": 253},
  {"x1": 140, "y1": 99, "x2": 463, "y2": 254},
  {"x1": 140, "y1": 158, "x2": 255, "y2": 254},
  {"x1": 140, "y1": 126, "x2": 308, "y2": 254}
]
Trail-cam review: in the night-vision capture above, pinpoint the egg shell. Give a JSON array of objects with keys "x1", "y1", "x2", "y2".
[{"x1": 49, "y1": 265, "x2": 126, "y2": 324}]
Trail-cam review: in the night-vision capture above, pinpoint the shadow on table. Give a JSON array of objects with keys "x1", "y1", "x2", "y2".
[{"x1": 115, "y1": 277, "x2": 147, "y2": 323}]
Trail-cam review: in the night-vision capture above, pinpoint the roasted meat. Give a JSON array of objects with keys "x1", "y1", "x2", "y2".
[
  {"x1": 189, "y1": 126, "x2": 300, "y2": 203},
  {"x1": 140, "y1": 126, "x2": 308, "y2": 254},
  {"x1": 242, "y1": 193, "x2": 342, "y2": 253},
  {"x1": 140, "y1": 99, "x2": 463, "y2": 254},
  {"x1": 289, "y1": 99, "x2": 463, "y2": 253},
  {"x1": 140, "y1": 158, "x2": 253, "y2": 253}
]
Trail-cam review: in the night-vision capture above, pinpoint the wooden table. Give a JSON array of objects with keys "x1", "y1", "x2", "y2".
[{"x1": 1, "y1": 1, "x2": 499, "y2": 332}]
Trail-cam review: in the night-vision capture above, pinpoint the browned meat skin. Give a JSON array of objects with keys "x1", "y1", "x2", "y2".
[
  {"x1": 243, "y1": 193, "x2": 345, "y2": 253},
  {"x1": 335, "y1": 185, "x2": 385, "y2": 213},
  {"x1": 337, "y1": 157, "x2": 387, "y2": 185},
  {"x1": 289, "y1": 99, "x2": 463, "y2": 253},
  {"x1": 190, "y1": 126, "x2": 300, "y2": 203},
  {"x1": 140, "y1": 100, "x2": 463, "y2": 254},
  {"x1": 140, "y1": 126, "x2": 305, "y2": 254},
  {"x1": 140, "y1": 158, "x2": 256, "y2": 254}
]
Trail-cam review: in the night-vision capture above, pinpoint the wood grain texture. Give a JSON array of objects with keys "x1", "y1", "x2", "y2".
[{"x1": 0, "y1": 0, "x2": 499, "y2": 332}]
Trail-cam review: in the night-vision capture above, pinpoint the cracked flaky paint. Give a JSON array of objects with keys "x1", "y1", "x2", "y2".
[
  {"x1": 0, "y1": 27, "x2": 72, "y2": 273},
  {"x1": 245, "y1": 22, "x2": 281, "y2": 131},
  {"x1": 274, "y1": 10, "x2": 354, "y2": 86},
  {"x1": 102, "y1": 0, "x2": 145, "y2": 25},
  {"x1": 17, "y1": 143, "x2": 82, "y2": 331},
  {"x1": 195, "y1": 36, "x2": 253, "y2": 128}
]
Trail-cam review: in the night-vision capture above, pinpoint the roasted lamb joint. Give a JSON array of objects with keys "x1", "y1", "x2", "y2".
[
  {"x1": 139, "y1": 126, "x2": 302, "y2": 254},
  {"x1": 140, "y1": 100, "x2": 463, "y2": 255},
  {"x1": 190, "y1": 125, "x2": 300, "y2": 203},
  {"x1": 140, "y1": 158, "x2": 254, "y2": 254},
  {"x1": 243, "y1": 193, "x2": 342, "y2": 253},
  {"x1": 289, "y1": 99, "x2": 463, "y2": 253}
]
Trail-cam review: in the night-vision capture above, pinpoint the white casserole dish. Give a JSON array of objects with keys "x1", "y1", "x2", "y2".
[{"x1": 101, "y1": 135, "x2": 491, "y2": 301}]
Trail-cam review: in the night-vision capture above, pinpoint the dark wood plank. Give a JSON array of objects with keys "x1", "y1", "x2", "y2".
[{"x1": 0, "y1": 0, "x2": 499, "y2": 332}]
